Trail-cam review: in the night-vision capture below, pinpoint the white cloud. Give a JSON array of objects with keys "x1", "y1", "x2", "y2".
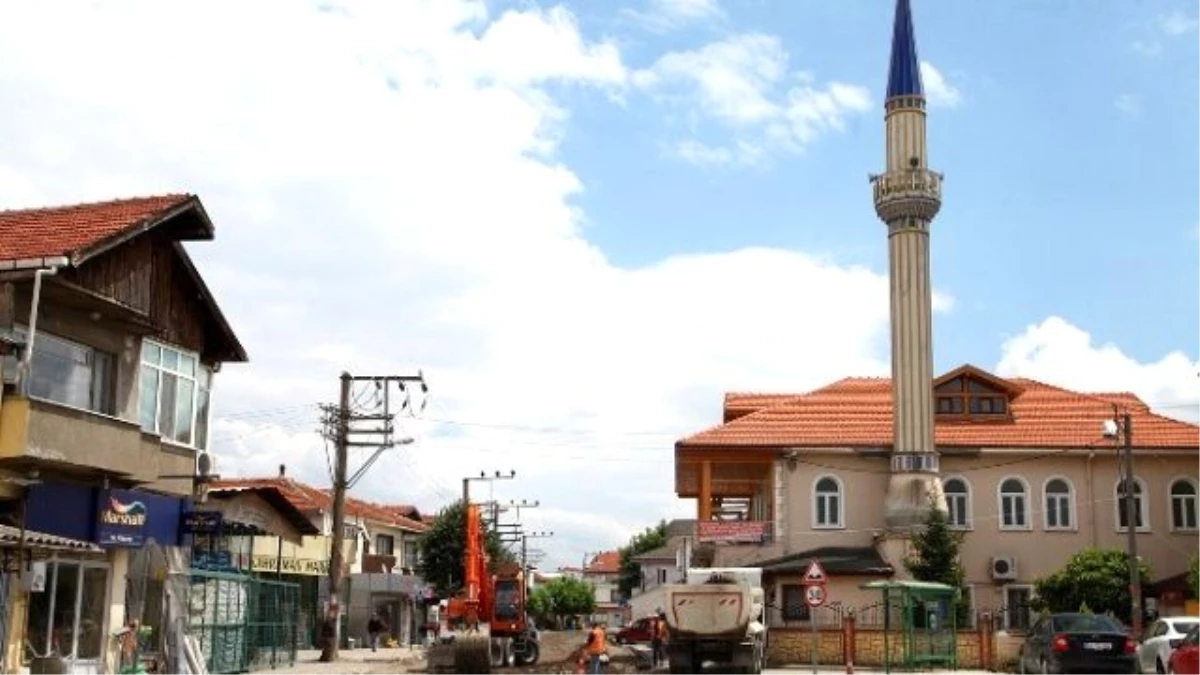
[
  {"x1": 634, "y1": 35, "x2": 872, "y2": 165},
  {"x1": 1157, "y1": 11, "x2": 1200, "y2": 37},
  {"x1": 621, "y1": 0, "x2": 723, "y2": 33},
  {"x1": 919, "y1": 61, "x2": 962, "y2": 109},
  {"x1": 1114, "y1": 93, "x2": 1142, "y2": 117},
  {"x1": 2, "y1": 1, "x2": 1188, "y2": 574},
  {"x1": 996, "y1": 317, "x2": 1200, "y2": 423}
]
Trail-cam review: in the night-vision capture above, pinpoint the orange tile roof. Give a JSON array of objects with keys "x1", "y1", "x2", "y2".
[
  {"x1": 585, "y1": 550, "x2": 621, "y2": 574},
  {"x1": 0, "y1": 194, "x2": 194, "y2": 262},
  {"x1": 685, "y1": 368, "x2": 1197, "y2": 450},
  {"x1": 210, "y1": 477, "x2": 429, "y2": 532}
]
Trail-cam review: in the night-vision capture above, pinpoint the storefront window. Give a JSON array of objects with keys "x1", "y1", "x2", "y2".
[{"x1": 23, "y1": 560, "x2": 111, "y2": 662}]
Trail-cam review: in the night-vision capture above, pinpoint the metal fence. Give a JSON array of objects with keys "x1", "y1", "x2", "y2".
[
  {"x1": 247, "y1": 578, "x2": 300, "y2": 670},
  {"x1": 188, "y1": 569, "x2": 301, "y2": 674}
]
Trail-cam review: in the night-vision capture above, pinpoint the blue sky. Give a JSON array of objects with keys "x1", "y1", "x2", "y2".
[
  {"x1": 0, "y1": 0, "x2": 1195, "y2": 566},
  {"x1": 557, "y1": 0, "x2": 1199, "y2": 367}
]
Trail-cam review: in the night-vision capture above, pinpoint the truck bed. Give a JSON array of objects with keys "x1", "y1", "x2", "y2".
[{"x1": 663, "y1": 584, "x2": 750, "y2": 639}]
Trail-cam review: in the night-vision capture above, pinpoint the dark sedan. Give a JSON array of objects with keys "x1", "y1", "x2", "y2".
[{"x1": 1018, "y1": 612, "x2": 1138, "y2": 674}]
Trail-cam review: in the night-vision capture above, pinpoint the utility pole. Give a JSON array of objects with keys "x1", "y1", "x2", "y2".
[
  {"x1": 1120, "y1": 411, "x2": 1143, "y2": 637},
  {"x1": 522, "y1": 531, "x2": 553, "y2": 576},
  {"x1": 320, "y1": 370, "x2": 428, "y2": 663},
  {"x1": 461, "y1": 470, "x2": 516, "y2": 507}
]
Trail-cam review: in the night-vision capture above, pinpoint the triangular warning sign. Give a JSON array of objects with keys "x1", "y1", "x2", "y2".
[{"x1": 802, "y1": 559, "x2": 827, "y2": 585}]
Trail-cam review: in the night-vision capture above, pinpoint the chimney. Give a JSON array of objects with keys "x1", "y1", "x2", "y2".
[{"x1": 279, "y1": 464, "x2": 286, "y2": 478}]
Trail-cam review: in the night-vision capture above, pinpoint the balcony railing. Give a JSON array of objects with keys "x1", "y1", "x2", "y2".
[
  {"x1": 696, "y1": 520, "x2": 774, "y2": 545},
  {"x1": 870, "y1": 168, "x2": 943, "y2": 222}
]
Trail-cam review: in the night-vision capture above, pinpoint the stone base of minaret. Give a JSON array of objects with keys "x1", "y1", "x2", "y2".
[
  {"x1": 877, "y1": 473, "x2": 948, "y2": 577},
  {"x1": 884, "y1": 472, "x2": 948, "y2": 530}
]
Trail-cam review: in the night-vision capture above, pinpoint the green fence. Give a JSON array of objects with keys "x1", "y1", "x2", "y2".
[{"x1": 189, "y1": 569, "x2": 300, "y2": 673}]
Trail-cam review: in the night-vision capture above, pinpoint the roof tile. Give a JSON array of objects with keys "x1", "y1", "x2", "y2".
[
  {"x1": 0, "y1": 194, "x2": 193, "y2": 262},
  {"x1": 210, "y1": 477, "x2": 429, "y2": 532},
  {"x1": 686, "y1": 370, "x2": 1197, "y2": 450}
]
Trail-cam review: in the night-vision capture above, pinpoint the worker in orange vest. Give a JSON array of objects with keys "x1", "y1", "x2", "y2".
[{"x1": 584, "y1": 621, "x2": 609, "y2": 674}]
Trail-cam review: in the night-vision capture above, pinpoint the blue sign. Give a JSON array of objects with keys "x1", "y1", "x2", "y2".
[{"x1": 96, "y1": 489, "x2": 150, "y2": 547}]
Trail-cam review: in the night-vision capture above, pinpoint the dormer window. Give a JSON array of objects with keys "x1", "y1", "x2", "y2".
[{"x1": 933, "y1": 369, "x2": 1015, "y2": 420}]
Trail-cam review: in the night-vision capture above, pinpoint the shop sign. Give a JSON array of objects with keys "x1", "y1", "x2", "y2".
[
  {"x1": 96, "y1": 489, "x2": 149, "y2": 547},
  {"x1": 181, "y1": 510, "x2": 223, "y2": 534},
  {"x1": 696, "y1": 520, "x2": 770, "y2": 544},
  {"x1": 250, "y1": 554, "x2": 329, "y2": 576}
]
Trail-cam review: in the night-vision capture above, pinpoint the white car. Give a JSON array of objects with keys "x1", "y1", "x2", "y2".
[{"x1": 1140, "y1": 616, "x2": 1200, "y2": 674}]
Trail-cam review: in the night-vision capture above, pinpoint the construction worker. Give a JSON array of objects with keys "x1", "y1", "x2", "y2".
[
  {"x1": 585, "y1": 621, "x2": 609, "y2": 674},
  {"x1": 652, "y1": 611, "x2": 668, "y2": 668}
]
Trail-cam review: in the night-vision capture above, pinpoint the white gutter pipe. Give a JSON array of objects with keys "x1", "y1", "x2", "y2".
[{"x1": 4, "y1": 256, "x2": 70, "y2": 394}]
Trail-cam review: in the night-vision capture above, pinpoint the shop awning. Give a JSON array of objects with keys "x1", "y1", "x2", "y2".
[{"x1": 0, "y1": 524, "x2": 102, "y2": 552}]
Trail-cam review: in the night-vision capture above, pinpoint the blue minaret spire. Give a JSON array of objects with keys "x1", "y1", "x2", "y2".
[{"x1": 886, "y1": 0, "x2": 923, "y2": 100}]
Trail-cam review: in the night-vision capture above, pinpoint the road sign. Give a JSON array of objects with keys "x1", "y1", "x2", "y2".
[
  {"x1": 804, "y1": 584, "x2": 827, "y2": 608},
  {"x1": 802, "y1": 560, "x2": 827, "y2": 586}
]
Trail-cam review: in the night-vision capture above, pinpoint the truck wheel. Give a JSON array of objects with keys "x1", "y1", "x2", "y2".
[{"x1": 523, "y1": 641, "x2": 539, "y2": 666}]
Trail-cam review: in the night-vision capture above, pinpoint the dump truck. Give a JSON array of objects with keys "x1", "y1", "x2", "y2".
[{"x1": 662, "y1": 567, "x2": 767, "y2": 674}]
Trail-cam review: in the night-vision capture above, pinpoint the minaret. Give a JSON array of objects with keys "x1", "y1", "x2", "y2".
[{"x1": 872, "y1": 0, "x2": 947, "y2": 530}]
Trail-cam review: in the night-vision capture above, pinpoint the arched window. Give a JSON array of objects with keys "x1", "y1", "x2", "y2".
[
  {"x1": 1170, "y1": 479, "x2": 1198, "y2": 531},
  {"x1": 1115, "y1": 477, "x2": 1148, "y2": 531},
  {"x1": 943, "y1": 477, "x2": 970, "y2": 529},
  {"x1": 998, "y1": 477, "x2": 1029, "y2": 530},
  {"x1": 1043, "y1": 477, "x2": 1074, "y2": 530},
  {"x1": 812, "y1": 475, "x2": 843, "y2": 529}
]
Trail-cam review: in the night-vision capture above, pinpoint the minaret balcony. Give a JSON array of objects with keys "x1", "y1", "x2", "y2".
[{"x1": 870, "y1": 168, "x2": 943, "y2": 223}]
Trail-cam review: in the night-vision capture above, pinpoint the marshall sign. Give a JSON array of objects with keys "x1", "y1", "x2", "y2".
[{"x1": 96, "y1": 489, "x2": 149, "y2": 547}]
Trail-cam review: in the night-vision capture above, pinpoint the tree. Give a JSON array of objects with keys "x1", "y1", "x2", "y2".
[
  {"x1": 618, "y1": 520, "x2": 669, "y2": 597},
  {"x1": 1032, "y1": 549, "x2": 1152, "y2": 624},
  {"x1": 527, "y1": 577, "x2": 596, "y2": 627},
  {"x1": 904, "y1": 499, "x2": 969, "y2": 626},
  {"x1": 1189, "y1": 554, "x2": 1199, "y2": 599},
  {"x1": 416, "y1": 500, "x2": 516, "y2": 598}
]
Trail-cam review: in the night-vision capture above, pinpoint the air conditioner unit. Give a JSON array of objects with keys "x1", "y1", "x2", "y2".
[{"x1": 990, "y1": 555, "x2": 1018, "y2": 581}]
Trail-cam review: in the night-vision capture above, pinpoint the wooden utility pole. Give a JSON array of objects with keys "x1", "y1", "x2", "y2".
[
  {"x1": 320, "y1": 370, "x2": 428, "y2": 662},
  {"x1": 321, "y1": 372, "x2": 352, "y2": 662},
  {"x1": 1120, "y1": 412, "x2": 1143, "y2": 637}
]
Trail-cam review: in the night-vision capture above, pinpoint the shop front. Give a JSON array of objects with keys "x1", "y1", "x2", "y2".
[{"x1": 18, "y1": 480, "x2": 186, "y2": 674}]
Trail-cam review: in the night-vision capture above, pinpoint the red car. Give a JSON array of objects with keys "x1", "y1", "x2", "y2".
[
  {"x1": 1170, "y1": 625, "x2": 1199, "y2": 675},
  {"x1": 615, "y1": 617, "x2": 656, "y2": 644}
]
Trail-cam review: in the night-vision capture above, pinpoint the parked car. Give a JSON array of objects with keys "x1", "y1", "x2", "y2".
[
  {"x1": 615, "y1": 617, "x2": 656, "y2": 644},
  {"x1": 1141, "y1": 616, "x2": 1200, "y2": 674},
  {"x1": 1018, "y1": 612, "x2": 1138, "y2": 674},
  {"x1": 1169, "y1": 625, "x2": 1199, "y2": 675}
]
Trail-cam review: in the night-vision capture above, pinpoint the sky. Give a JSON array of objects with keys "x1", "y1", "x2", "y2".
[{"x1": 0, "y1": 0, "x2": 1195, "y2": 572}]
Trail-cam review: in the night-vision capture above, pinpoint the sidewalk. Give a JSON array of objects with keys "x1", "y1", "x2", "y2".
[{"x1": 251, "y1": 646, "x2": 427, "y2": 674}]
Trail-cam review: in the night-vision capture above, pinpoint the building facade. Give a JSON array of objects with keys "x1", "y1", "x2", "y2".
[
  {"x1": 583, "y1": 551, "x2": 629, "y2": 627},
  {"x1": 210, "y1": 476, "x2": 431, "y2": 649},
  {"x1": 672, "y1": 0, "x2": 1199, "y2": 634},
  {"x1": 0, "y1": 194, "x2": 248, "y2": 673}
]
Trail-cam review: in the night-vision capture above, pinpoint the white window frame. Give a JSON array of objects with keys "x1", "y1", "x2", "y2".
[
  {"x1": 1114, "y1": 476, "x2": 1150, "y2": 532},
  {"x1": 9, "y1": 324, "x2": 116, "y2": 415},
  {"x1": 942, "y1": 475, "x2": 972, "y2": 530},
  {"x1": 1168, "y1": 477, "x2": 1198, "y2": 532},
  {"x1": 1041, "y1": 476, "x2": 1076, "y2": 531},
  {"x1": 997, "y1": 476, "x2": 1031, "y2": 531},
  {"x1": 1002, "y1": 584, "x2": 1035, "y2": 632},
  {"x1": 29, "y1": 557, "x2": 113, "y2": 663},
  {"x1": 139, "y1": 338, "x2": 213, "y2": 449},
  {"x1": 811, "y1": 474, "x2": 844, "y2": 530}
]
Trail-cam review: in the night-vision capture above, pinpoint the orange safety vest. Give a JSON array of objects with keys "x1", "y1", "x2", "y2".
[
  {"x1": 655, "y1": 618, "x2": 668, "y2": 640},
  {"x1": 588, "y1": 627, "x2": 608, "y2": 655}
]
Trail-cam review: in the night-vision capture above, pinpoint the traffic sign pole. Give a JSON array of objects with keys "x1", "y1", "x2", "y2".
[{"x1": 802, "y1": 559, "x2": 828, "y2": 675}]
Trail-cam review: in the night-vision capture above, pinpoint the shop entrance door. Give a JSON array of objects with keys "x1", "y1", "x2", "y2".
[{"x1": 25, "y1": 559, "x2": 111, "y2": 674}]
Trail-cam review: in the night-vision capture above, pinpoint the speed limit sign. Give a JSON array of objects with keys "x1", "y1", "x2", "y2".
[{"x1": 804, "y1": 584, "x2": 827, "y2": 608}]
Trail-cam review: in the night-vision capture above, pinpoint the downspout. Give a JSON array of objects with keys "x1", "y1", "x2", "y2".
[
  {"x1": 10, "y1": 256, "x2": 69, "y2": 395},
  {"x1": 1086, "y1": 450, "x2": 1097, "y2": 547}
]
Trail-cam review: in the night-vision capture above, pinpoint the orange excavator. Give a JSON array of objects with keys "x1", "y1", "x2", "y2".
[{"x1": 428, "y1": 503, "x2": 540, "y2": 673}]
